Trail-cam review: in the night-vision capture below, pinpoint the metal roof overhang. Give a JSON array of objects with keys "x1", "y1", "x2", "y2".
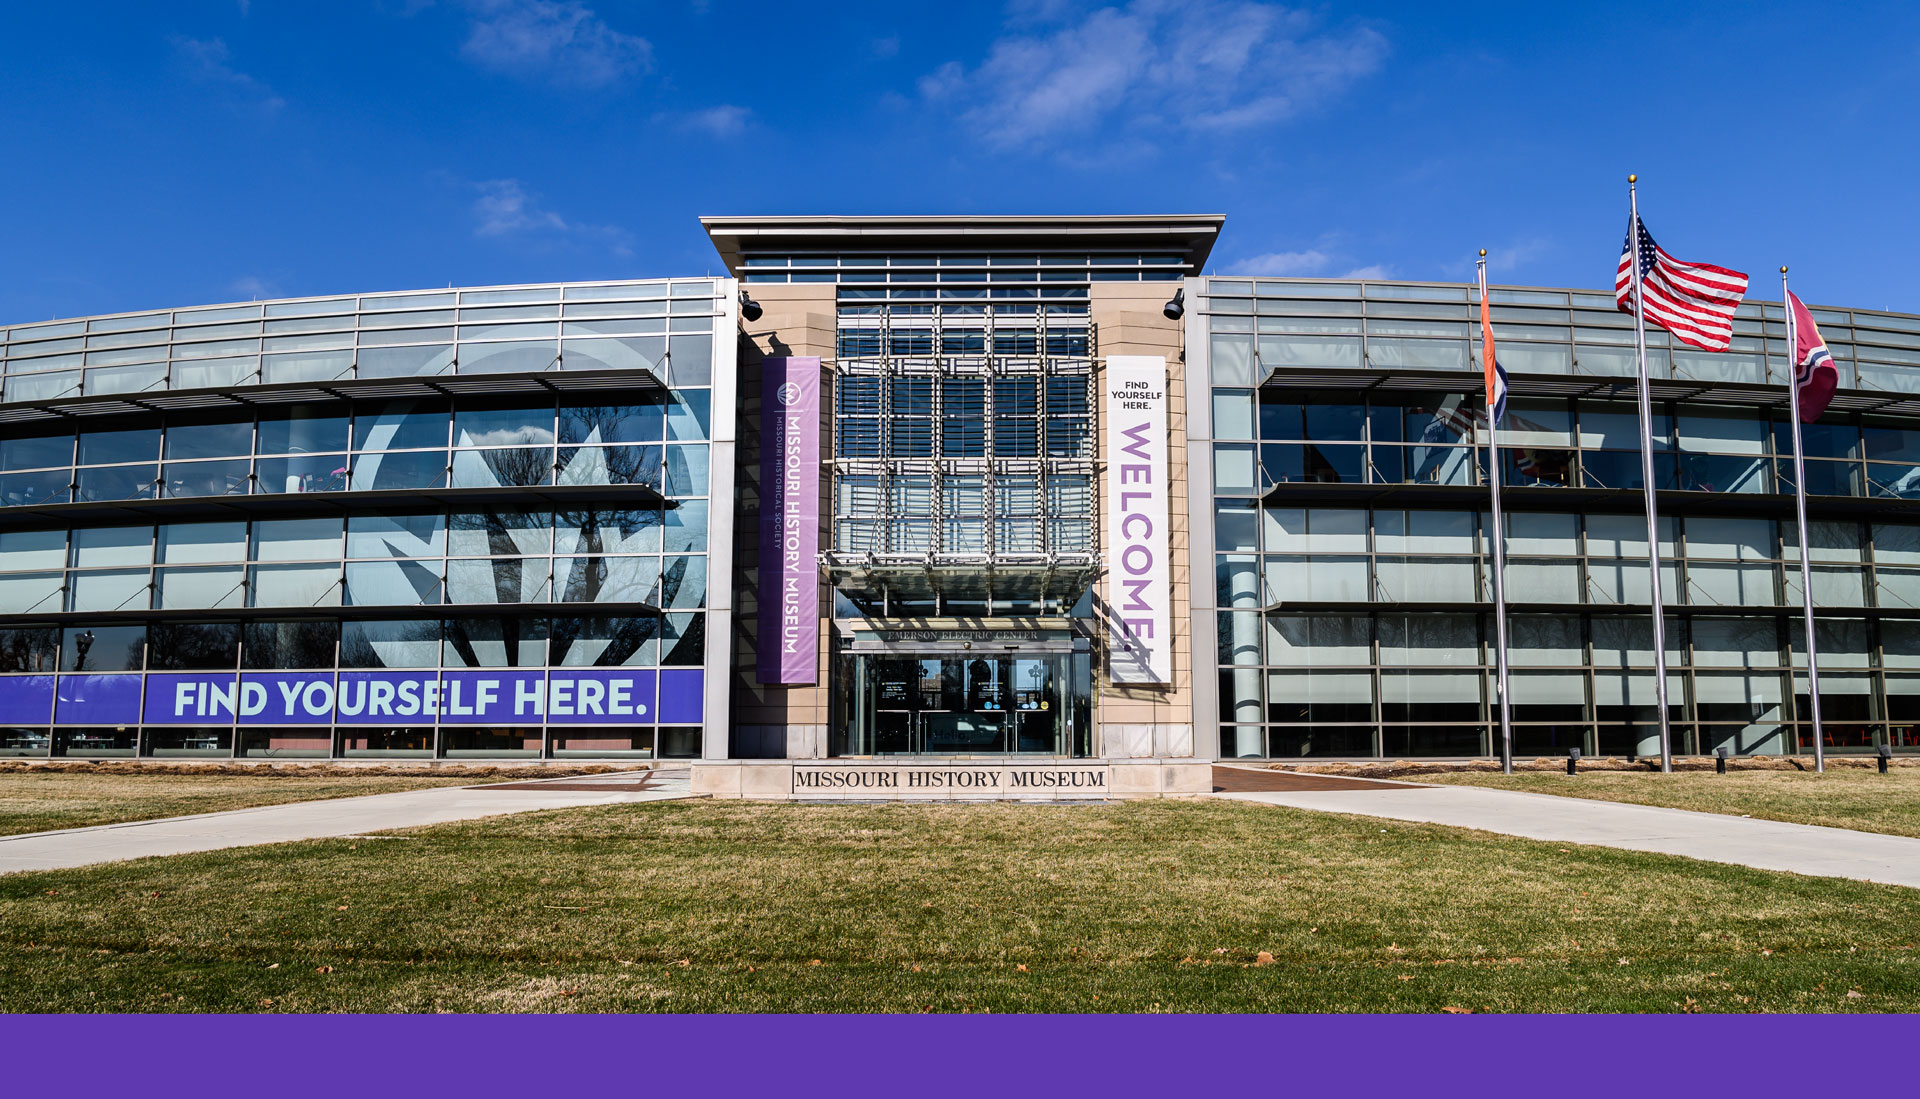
[
  {"x1": 701, "y1": 214, "x2": 1225, "y2": 275},
  {"x1": 0, "y1": 366, "x2": 666, "y2": 425},
  {"x1": 824, "y1": 552, "x2": 1101, "y2": 604}
]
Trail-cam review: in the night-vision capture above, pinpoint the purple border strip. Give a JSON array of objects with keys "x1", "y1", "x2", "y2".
[{"x1": 1, "y1": 1015, "x2": 1905, "y2": 1098}]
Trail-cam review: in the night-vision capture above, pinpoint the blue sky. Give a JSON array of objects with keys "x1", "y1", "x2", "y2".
[{"x1": 4, "y1": 1, "x2": 1919, "y2": 323}]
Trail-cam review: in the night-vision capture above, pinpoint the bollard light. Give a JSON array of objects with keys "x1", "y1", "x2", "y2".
[
  {"x1": 1715, "y1": 746, "x2": 1729, "y2": 774},
  {"x1": 1567, "y1": 747, "x2": 1582, "y2": 776},
  {"x1": 1879, "y1": 743, "x2": 1893, "y2": 775}
]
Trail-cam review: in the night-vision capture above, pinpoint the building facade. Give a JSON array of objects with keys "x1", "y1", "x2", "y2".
[{"x1": 2, "y1": 215, "x2": 1917, "y2": 785}]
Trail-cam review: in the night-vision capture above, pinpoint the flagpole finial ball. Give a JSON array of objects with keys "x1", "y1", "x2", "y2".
[
  {"x1": 1781, "y1": 266, "x2": 1789, "y2": 274},
  {"x1": 1479, "y1": 249, "x2": 1486, "y2": 257},
  {"x1": 1628, "y1": 174, "x2": 1637, "y2": 183}
]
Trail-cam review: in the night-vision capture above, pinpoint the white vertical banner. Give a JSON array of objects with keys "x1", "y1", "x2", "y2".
[{"x1": 1103, "y1": 355, "x2": 1171, "y2": 683}]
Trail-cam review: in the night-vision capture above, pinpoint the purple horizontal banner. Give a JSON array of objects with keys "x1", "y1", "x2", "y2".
[
  {"x1": 129, "y1": 669, "x2": 699, "y2": 726},
  {"x1": 0, "y1": 1015, "x2": 1908, "y2": 1098},
  {"x1": 53, "y1": 673, "x2": 141, "y2": 725},
  {"x1": 0, "y1": 675, "x2": 55, "y2": 723}
]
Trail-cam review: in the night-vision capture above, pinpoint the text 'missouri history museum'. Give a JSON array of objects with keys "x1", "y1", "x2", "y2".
[{"x1": 2, "y1": 214, "x2": 1917, "y2": 794}]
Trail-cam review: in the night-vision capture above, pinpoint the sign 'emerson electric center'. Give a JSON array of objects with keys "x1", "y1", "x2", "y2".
[{"x1": 3, "y1": 215, "x2": 1919, "y2": 797}]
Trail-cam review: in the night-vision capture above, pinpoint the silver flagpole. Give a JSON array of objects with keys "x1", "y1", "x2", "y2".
[
  {"x1": 1627, "y1": 175, "x2": 1676, "y2": 772},
  {"x1": 1782, "y1": 267, "x2": 1828, "y2": 773},
  {"x1": 1481, "y1": 251, "x2": 1515, "y2": 774}
]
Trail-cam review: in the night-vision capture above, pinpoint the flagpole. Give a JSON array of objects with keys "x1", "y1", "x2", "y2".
[
  {"x1": 1481, "y1": 251, "x2": 1514, "y2": 775},
  {"x1": 1782, "y1": 268, "x2": 1828, "y2": 773},
  {"x1": 1627, "y1": 175, "x2": 1676, "y2": 772}
]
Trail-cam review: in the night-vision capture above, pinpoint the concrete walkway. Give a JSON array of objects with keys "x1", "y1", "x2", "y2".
[
  {"x1": 1215, "y1": 773, "x2": 1920, "y2": 889},
  {"x1": 0, "y1": 768, "x2": 691, "y2": 875}
]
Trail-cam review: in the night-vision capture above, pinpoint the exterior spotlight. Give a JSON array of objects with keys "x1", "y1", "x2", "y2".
[
  {"x1": 1566, "y1": 747, "x2": 1582, "y2": 776},
  {"x1": 1715, "y1": 746, "x2": 1730, "y2": 774},
  {"x1": 1163, "y1": 287, "x2": 1184, "y2": 321},
  {"x1": 1878, "y1": 743, "x2": 1893, "y2": 774},
  {"x1": 740, "y1": 291, "x2": 763, "y2": 322}
]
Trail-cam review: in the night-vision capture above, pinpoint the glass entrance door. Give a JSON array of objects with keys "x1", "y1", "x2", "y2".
[{"x1": 845, "y1": 650, "x2": 1086, "y2": 755}]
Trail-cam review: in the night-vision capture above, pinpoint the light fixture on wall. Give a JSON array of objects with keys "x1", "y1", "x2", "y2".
[
  {"x1": 1162, "y1": 287, "x2": 1184, "y2": 321},
  {"x1": 740, "y1": 291, "x2": 763, "y2": 322}
]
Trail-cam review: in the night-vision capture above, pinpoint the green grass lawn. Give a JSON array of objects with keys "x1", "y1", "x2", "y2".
[
  {"x1": 1422, "y1": 769, "x2": 1920, "y2": 839},
  {"x1": 2, "y1": 799, "x2": 1916, "y2": 1013},
  {"x1": 0, "y1": 772, "x2": 480, "y2": 837}
]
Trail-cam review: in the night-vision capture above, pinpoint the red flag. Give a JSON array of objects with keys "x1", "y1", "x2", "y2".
[{"x1": 1787, "y1": 290, "x2": 1837, "y2": 422}]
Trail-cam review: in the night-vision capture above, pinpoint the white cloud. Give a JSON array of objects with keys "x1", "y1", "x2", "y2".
[
  {"x1": 171, "y1": 36, "x2": 285, "y2": 114},
  {"x1": 670, "y1": 104, "x2": 752, "y2": 138},
  {"x1": 459, "y1": 1, "x2": 651, "y2": 88},
  {"x1": 1237, "y1": 249, "x2": 1331, "y2": 277},
  {"x1": 923, "y1": 1, "x2": 1385, "y2": 150},
  {"x1": 1230, "y1": 248, "x2": 1388, "y2": 280},
  {"x1": 229, "y1": 275, "x2": 276, "y2": 300},
  {"x1": 470, "y1": 178, "x2": 631, "y2": 255}
]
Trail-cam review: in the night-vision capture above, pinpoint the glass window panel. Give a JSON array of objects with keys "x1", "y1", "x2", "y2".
[
  {"x1": 1586, "y1": 514, "x2": 1678, "y2": 558},
  {"x1": 256, "y1": 455, "x2": 352, "y2": 494},
  {"x1": 1684, "y1": 517, "x2": 1775, "y2": 561},
  {"x1": 0, "y1": 528, "x2": 67, "y2": 570},
  {"x1": 344, "y1": 559, "x2": 444, "y2": 605},
  {"x1": 445, "y1": 557, "x2": 552, "y2": 604},
  {"x1": 1263, "y1": 508, "x2": 1368, "y2": 552},
  {"x1": 1678, "y1": 411, "x2": 1766, "y2": 455},
  {"x1": 251, "y1": 518, "x2": 343, "y2": 561},
  {"x1": 1379, "y1": 614, "x2": 1478, "y2": 665},
  {"x1": 263, "y1": 350, "x2": 353, "y2": 383},
  {"x1": 664, "y1": 499, "x2": 708, "y2": 553},
  {"x1": 555, "y1": 444, "x2": 661, "y2": 488},
  {"x1": 1504, "y1": 558, "x2": 1580, "y2": 602},
  {"x1": 155, "y1": 565, "x2": 247, "y2": 609},
  {"x1": 1691, "y1": 617, "x2": 1781, "y2": 668},
  {"x1": 561, "y1": 400, "x2": 666, "y2": 445},
  {"x1": 1790, "y1": 618, "x2": 1870, "y2": 669},
  {"x1": 664, "y1": 444, "x2": 709, "y2": 496},
  {"x1": 0, "y1": 429, "x2": 74, "y2": 471},
  {"x1": 556, "y1": 507, "x2": 662, "y2": 556},
  {"x1": 77, "y1": 426, "x2": 160, "y2": 466},
  {"x1": 1212, "y1": 388, "x2": 1254, "y2": 440},
  {"x1": 1502, "y1": 402, "x2": 1574, "y2": 447},
  {"x1": 459, "y1": 340, "x2": 556, "y2": 375},
  {"x1": 1264, "y1": 555, "x2": 1369, "y2": 602},
  {"x1": 555, "y1": 554, "x2": 660, "y2": 604},
  {"x1": 1590, "y1": 616, "x2": 1686, "y2": 669},
  {"x1": 1217, "y1": 555, "x2": 1261, "y2": 608},
  {"x1": 358, "y1": 344, "x2": 454, "y2": 378},
  {"x1": 551, "y1": 614, "x2": 660, "y2": 667},
  {"x1": 443, "y1": 617, "x2": 548, "y2": 668},
  {"x1": 1377, "y1": 557, "x2": 1477, "y2": 602},
  {"x1": 1579, "y1": 405, "x2": 1672, "y2": 448},
  {"x1": 451, "y1": 447, "x2": 553, "y2": 489},
  {"x1": 346, "y1": 516, "x2": 446, "y2": 560},
  {"x1": 1375, "y1": 510, "x2": 1474, "y2": 553},
  {"x1": 0, "y1": 572, "x2": 64, "y2": 614},
  {"x1": 1215, "y1": 501, "x2": 1258, "y2": 553},
  {"x1": 162, "y1": 459, "x2": 251, "y2": 499},
  {"x1": 351, "y1": 449, "x2": 447, "y2": 491},
  {"x1": 1256, "y1": 334, "x2": 1361, "y2": 369},
  {"x1": 1210, "y1": 332, "x2": 1255, "y2": 385},
  {"x1": 163, "y1": 419, "x2": 252, "y2": 460},
  {"x1": 339, "y1": 619, "x2": 440, "y2": 668},
  {"x1": 0, "y1": 625, "x2": 60, "y2": 673},
  {"x1": 62, "y1": 624, "x2": 145, "y2": 672},
  {"x1": 449, "y1": 509, "x2": 551, "y2": 557},
  {"x1": 1218, "y1": 611, "x2": 1263, "y2": 665},
  {"x1": 248, "y1": 563, "x2": 342, "y2": 607},
  {"x1": 0, "y1": 469, "x2": 72, "y2": 507},
  {"x1": 1782, "y1": 519, "x2": 1864, "y2": 563},
  {"x1": 354, "y1": 405, "x2": 449, "y2": 451},
  {"x1": 1265, "y1": 615, "x2": 1371, "y2": 665},
  {"x1": 243, "y1": 620, "x2": 339, "y2": 669},
  {"x1": 1507, "y1": 615, "x2": 1581, "y2": 666},
  {"x1": 659, "y1": 555, "x2": 706, "y2": 609},
  {"x1": 454, "y1": 405, "x2": 555, "y2": 447},
  {"x1": 666, "y1": 333, "x2": 713, "y2": 386},
  {"x1": 74, "y1": 464, "x2": 156, "y2": 502},
  {"x1": 1212, "y1": 443, "x2": 1257, "y2": 494},
  {"x1": 71, "y1": 526, "x2": 153, "y2": 567},
  {"x1": 155, "y1": 521, "x2": 246, "y2": 564},
  {"x1": 1504, "y1": 513, "x2": 1578, "y2": 554},
  {"x1": 666, "y1": 390, "x2": 711, "y2": 441},
  {"x1": 147, "y1": 622, "x2": 240, "y2": 669},
  {"x1": 258, "y1": 411, "x2": 348, "y2": 455}
]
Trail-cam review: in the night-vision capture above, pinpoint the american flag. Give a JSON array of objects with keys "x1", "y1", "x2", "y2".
[{"x1": 1614, "y1": 217, "x2": 1748, "y2": 351}]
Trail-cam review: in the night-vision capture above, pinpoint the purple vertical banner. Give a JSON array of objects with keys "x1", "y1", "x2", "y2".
[{"x1": 757, "y1": 355, "x2": 821, "y2": 685}]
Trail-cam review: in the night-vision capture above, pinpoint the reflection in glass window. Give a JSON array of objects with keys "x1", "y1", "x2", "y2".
[
  {"x1": 243, "y1": 620, "x2": 339, "y2": 669},
  {"x1": 555, "y1": 445, "x2": 660, "y2": 488},
  {"x1": 0, "y1": 429, "x2": 74, "y2": 471},
  {"x1": 555, "y1": 554, "x2": 659, "y2": 604},
  {"x1": 164, "y1": 419, "x2": 253, "y2": 459},
  {"x1": 350, "y1": 449, "x2": 447, "y2": 491},
  {"x1": 148, "y1": 622, "x2": 240, "y2": 669},
  {"x1": 557, "y1": 507, "x2": 661, "y2": 556},
  {"x1": 443, "y1": 617, "x2": 546, "y2": 667},
  {"x1": 445, "y1": 557, "x2": 551, "y2": 604},
  {"x1": 454, "y1": 405, "x2": 555, "y2": 447},
  {"x1": 252, "y1": 518, "x2": 344, "y2": 561},
  {"x1": 344, "y1": 558, "x2": 444, "y2": 606},
  {"x1": 552, "y1": 614, "x2": 660, "y2": 666},
  {"x1": 666, "y1": 390, "x2": 710, "y2": 440},
  {"x1": 258, "y1": 411, "x2": 349, "y2": 455},
  {"x1": 346, "y1": 513, "x2": 445, "y2": 558},
  {"x1": 340, "y1": 619, "x2": 440, "y2": 668},
  {"x1": 663, "y1": 499, "x2": 708, "y2": 553},
  {"x1": 451, "y1": 447, "x2": 553, "y2": 488},
  {"x1": 75, "y1": 464, "x2": 157, "y2": 502},
  {"x1": 257, "y1": 455, "x2": 351, "y2": 495},
  {"x1": 62, "y1": 624, "x2": 145, "y2": 672},
  {"x1": 77, "y1": 426, "x2": 160, "y2": 466},
  {"x1": 158, "y1": 522, "x2": 248, "y2": 563},
  {"x1": 249, "y1": 563, "x2": 342, "y2": 607},
  {"x1": 162, "y1": 459, "x2": 251, "y2": 499},
  {"x1": 67, "y1": 569, "x2": 151, "y2": 612},
  {"x1": 353, "y1": 404, "x2": 449, "y2": 451},
  {"x1": 156, "y1": 565, "x2": 247, "y2": 609}
]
